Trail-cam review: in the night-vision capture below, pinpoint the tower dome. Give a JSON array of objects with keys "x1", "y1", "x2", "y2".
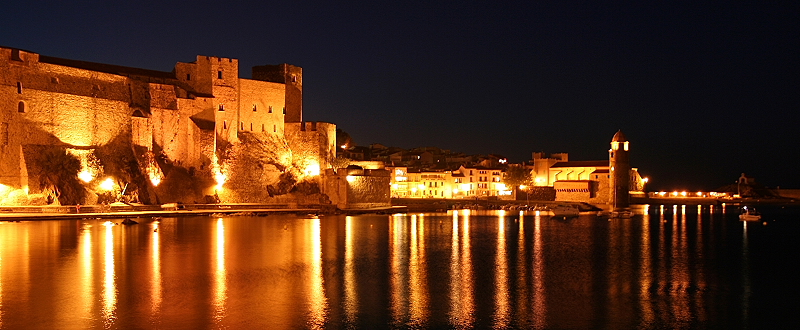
[{"x1": 612, "y1": 130, "x2": 627, "y2": 142}]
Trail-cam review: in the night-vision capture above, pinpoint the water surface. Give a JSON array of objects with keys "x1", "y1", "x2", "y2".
[{"x1": 0, "y1": 205, "x2": 798, "y2": 329}]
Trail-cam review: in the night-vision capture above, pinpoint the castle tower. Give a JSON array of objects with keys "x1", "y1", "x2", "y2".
[
  {"x1": 252, "y1": 64, "x2": 303, "y2": 123},
  {"x1": 609, "y1": 130, "x2": 630, "y2": 210}
]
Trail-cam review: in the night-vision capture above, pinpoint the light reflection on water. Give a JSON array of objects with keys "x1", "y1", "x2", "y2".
[{"x1": 0, "y1": 206, "x2": 797, "y2": 328}]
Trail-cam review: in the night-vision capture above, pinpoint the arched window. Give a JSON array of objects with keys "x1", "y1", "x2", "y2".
[{"x1": 17, "y1": 101, "x2": 25, "y2": 113}]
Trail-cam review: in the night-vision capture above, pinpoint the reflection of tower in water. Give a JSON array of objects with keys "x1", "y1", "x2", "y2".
[{"x1": 609, "y1": 130, "x2": 631, "y2": 211}]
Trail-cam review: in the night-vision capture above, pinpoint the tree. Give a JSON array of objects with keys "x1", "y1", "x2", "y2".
[
  {"x1": 503, "y1": 165, "x2": 532, "y2": 190},
  {"x1": 34, "y1": 148, "x2": 86, "y2": 205},
  {"x1": 330, "y1": 155, "x2": 352, "y2": 171}
]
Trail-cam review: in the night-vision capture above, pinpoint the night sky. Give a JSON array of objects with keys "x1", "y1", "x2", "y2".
[{"x1": 3, "y1": 1, "x2": 798, "y2": 191}]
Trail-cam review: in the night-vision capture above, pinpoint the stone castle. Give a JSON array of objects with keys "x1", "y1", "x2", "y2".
[{"x1": 0, "y1": 46, "x2": 341, "y2": 206}]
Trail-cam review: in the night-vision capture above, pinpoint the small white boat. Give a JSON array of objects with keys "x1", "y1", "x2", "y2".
[
  {"x1": 550, "y1": 205, "x2": 580, "y2": 218},
  {"x1": 611, "y1": 210, "x2": 634, "y2": 218},
  {"x1": 739, "y1": 206, "x2": 761, "y2": 221}
]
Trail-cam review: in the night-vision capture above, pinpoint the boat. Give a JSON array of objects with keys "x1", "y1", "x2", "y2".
[
  {"x1": 550, "y1": 204, "x2": 580, "y2": 218},
  {"x1": 611, "y1": 210, "x2": 634, "y2": 218},
  {"x1": 739, "y1": 206, "x2": 761, "y2": 221}
]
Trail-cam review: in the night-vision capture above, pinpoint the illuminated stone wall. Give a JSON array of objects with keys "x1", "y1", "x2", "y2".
[
  {"x1": 324, "y1": 168, "x2": 391, "y2": 209},
  {"x1": 285, "y1": 122, "x2": 337, "y2": 178},
  {"x1": 0, "y1": 47, "x2": 338, "y2": 205}
]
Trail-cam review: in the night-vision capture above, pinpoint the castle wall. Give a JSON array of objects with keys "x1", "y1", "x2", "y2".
[
  {"x1": 324, "y1": 169, "x2": 391, "y2": 209},
  {"x1": 285, "y1": 122, "x2": 336, "y2": 178},
  {"x1": 1, "y1": 46, "x2": 333, "y2": 206},
  {"x1": 238, "y1": 79, "x2": 286, "y2": 135}
]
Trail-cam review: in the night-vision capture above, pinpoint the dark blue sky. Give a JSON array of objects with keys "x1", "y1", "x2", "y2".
[{"x1": 3, "y1": 1, "x2": 798, "y2": 190}]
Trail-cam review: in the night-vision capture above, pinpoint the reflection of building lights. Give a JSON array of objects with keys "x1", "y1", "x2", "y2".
[
  {"x1": 78, "y1": 170, "x2": 94, "y2": 183},
  {"x1": 100, "y1": 178, "x2": 115, "y2": 191}
]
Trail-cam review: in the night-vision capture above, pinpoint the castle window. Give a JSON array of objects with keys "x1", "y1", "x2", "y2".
[
  {"x1": 218, "y1": 104, "x2": 224, "y2": 111},
  {"x1": 186, "y1": 73, "x2": 191, "y2": 80},
  {"x1": 17, "y1": 82, "x2": 22, "y2": 94},
  {"x1": 253, "y1": 104, "x2": 257, "y2": 112},
  {"x1": 241, "y1": 122, "x2": 244, "y2": 130},
  {"x1": 223, "y1": 121, "x2": 227, "y2": 129},
  {"x1": 273, "y1": 125, "x2": 276, "y2": 132},
  {"x1": 218, "y1": 71, "x2": 223, "y2": 79},
  {"x1": 250, "y1": 123, "x2": 253, "y2": 131},
  {"x1": 282, "y1": 107, "x2": 286, "y2": 114},
  {"x1": 17, "y1": 101, "x2": 25, "y2": 113},
  {"x1": 51, "y1": 77, "x2": 59, "y2": 84},
  {"x1": 268, "y1": 106, "x2": 273, "y2": 113},
  {"x1": 262, "y1": 124, "x2": 265, "y2": 132}
]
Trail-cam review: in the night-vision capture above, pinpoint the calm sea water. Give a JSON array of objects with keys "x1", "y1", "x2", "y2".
[{"x1": 0, "y1": 205, "x2": 798, "y2": 329}]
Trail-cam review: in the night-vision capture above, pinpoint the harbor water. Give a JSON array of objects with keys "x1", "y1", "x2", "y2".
[{"x1": 0, "y1": 205, "x2": 798, "y2": 329}]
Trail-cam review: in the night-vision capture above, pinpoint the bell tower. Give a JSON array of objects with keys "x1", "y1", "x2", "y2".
[{"x1": 609, "y1": 130, "x2": 630, "y2": 211}]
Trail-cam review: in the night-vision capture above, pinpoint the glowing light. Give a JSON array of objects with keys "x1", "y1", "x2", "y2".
[
  {"x1": 78, "y1": 170, "x2": 94, "y2": 183},
  {"x1": 519, "y1": 185, "x2": 527, "y2": 190},
  {"x1": 346, "y1": 175, "x2": 356, "y2": 183},
  {"x1": 100, "y1": 178, "x2": 115, "y2": 191},
  {"x1": 496, "y1": 183, "x2": 507, "y2": 191},
  {"x1": 418, "y1": 184, "x2": 426, "y2": 191},
  {"x1": 304, "y1": 162, "x2": 321, "y2": 177},
  {"x1": 211, "y1": 154, "x2": 227, "y2": 191},
  {"x1": 143, "y1": 151, "x2": 163, "y2": 187},
  {"x1": 642, "y1": 177, "x2": 649, "y2": 183},
  {"x1": 671, "y1": 191, "x2": 679, "y2": 197},
  {"x1": 392, "y1": 183, "x2": 399, "y2": 190},
  {"x1": 681, "y1": 191, "x2": 687, "y2": 197},
  {"x1": 395, "y1": 176, "x2": 407, "y2": 182},
  {"x1": 535, "y1": 177, "x2": 544, "y2": 183},
  {"x1": 453, "y1": 189, "x2": 459, "y2": 194},
  {"x1": 623, "y1": 141, "x2": 629, "y2": 151}
]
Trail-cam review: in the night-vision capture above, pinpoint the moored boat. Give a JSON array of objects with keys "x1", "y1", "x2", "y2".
[
  {"x1": 550, "y1": 205, "x2": 580, "y2": 218},
  {"x1": 739, "y1": 206, "x2": 761, "y2": 221}
]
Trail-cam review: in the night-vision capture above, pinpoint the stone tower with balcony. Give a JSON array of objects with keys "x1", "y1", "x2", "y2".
[{"x1": 609, "y1": 130, "x2": 630, "y2": 211}]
